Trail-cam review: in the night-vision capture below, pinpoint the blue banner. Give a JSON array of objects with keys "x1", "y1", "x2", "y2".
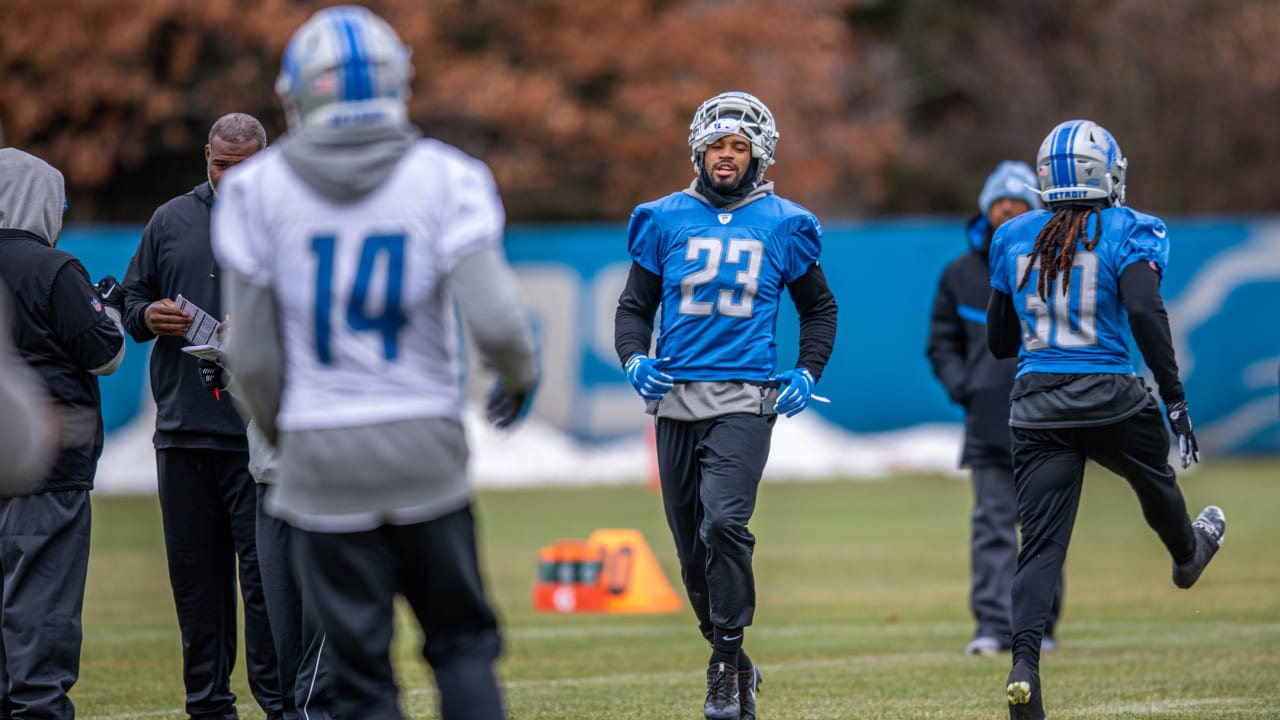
[{"x1": 61, "y1": 219, "x2": 1280, "y2": 454}]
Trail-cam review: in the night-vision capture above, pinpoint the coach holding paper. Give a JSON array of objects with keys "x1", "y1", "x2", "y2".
[{"x1": 121, "y1": 113, "x2": 283, "y2": 720}]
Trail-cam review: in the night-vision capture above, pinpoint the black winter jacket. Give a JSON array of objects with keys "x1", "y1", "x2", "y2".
[
  {"x1": 0, "y1": 229, "x2": 125, "y2": 493},
  {"x1": 926, "y1": 214, "x2": 1017, "y2": 468},
  {"x1": 122, "y1": 183, "x2": 247, "y2": 451}
]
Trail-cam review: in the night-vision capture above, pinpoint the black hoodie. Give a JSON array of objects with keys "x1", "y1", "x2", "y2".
[
  {"x1": 926, "y1": 213, "x2": 1018, "y2": 467},
  {"x1": 122, "y1": 183, "x2": 247, "y2": 450}
]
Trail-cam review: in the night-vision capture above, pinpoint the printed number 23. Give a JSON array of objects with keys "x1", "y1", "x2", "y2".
[
  {"x1": 679, "y1": 237, "x2": 764, "y2": 318},
  {"x1": 312, "y1": 234, "x2": 407, "y2": 364}
]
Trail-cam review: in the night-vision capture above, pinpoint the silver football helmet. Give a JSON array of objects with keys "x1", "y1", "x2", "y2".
[
  {"x1": 688, "y1": 91, "x2": 779, "y2": 183},
  {"x1": 1035, "y1": 119, "x2": 1127, "y2": 207},
  {"x1": 275, "y1": 5, "x2": 413, "y2": 129}
]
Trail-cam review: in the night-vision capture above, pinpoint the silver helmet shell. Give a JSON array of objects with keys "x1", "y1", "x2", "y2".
[
  {"x1": 1035, "y1": 119, "x2": 1127, "y2": 207},
  {"x1": 688, "y1": 91, "x2": 780, "y2": 183},
  {"x1": 275, "y1": 5, "x2": 413, "y2": 129}
]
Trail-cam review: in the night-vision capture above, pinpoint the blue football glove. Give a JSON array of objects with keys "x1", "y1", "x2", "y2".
[
  {"x1": 625, "y1": 354, "x2": 674, "y2": 401},
  {"x1": 773, "y1": 368, "x2": 815, "y2": 417},
  {"x1": 486, "y1": 380, "x2": 536, "y2": 429}
]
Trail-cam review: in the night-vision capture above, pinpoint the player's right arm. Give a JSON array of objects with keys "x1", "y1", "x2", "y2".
[
  {"x1": 614, "y1": 261, "x2": 661, "y2": 366},
  {"x1": 1115, "y1": 214, "x2": 1183, "y2": 407}
]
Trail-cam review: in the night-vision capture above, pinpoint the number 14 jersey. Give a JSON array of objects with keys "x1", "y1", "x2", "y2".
[
  {"x1": 212, "y1": 139, "x2": 505, "y2": 431},
  {"x1": 989, "y1": 206, "x2": 1171, "y2": 377}
]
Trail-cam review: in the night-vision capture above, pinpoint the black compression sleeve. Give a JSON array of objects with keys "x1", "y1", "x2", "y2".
[
  {"x1": 986, "y1": 289, "x2": 1022, "y2": 359},
  {"x1": 614, "y1": 261, "x2": 661, "y2": 366},
  {"x1": 786, "y1": 263, "x2": 838, "y2": 381},
  {"x1": 1120, "y1": 261, "x2": 1184, "y2": 405}
]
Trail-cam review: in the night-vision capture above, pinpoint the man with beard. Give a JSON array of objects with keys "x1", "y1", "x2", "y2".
[{"x1": 614, "y1": 91, "x2": 838, "y2": 720}]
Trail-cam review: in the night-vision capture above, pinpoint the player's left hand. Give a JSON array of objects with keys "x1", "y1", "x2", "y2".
[
  {"x1": 95, "y1": 275, "x2": 125, "y2": 314},
  {"x1": 1165, "y1": 400, "x2": 1201, "y2": 469},
  {"x1": 772, "y1": 367, "x2": 815, "y2": 417},
  {"x1": 487, "y1": 380, "x2": 536, "y2": 429}
]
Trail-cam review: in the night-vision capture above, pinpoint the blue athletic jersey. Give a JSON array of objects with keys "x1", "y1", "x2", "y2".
[
  {"x1": 627, "y1": 191, "x2": 822, "y2": 382},
  {"x1": 989, "y1": 206, "x2": 1170, "y2": 377}
]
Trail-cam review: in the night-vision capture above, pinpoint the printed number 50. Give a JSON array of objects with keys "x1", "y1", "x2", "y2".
[{"x1": 1016, "y1": 252, "x2": 1098, "y2": 350}]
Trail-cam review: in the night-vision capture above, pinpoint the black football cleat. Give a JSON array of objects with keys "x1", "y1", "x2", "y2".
[
  {"x1": 1172, "y1": 505, "x2": 1226, "y2": 589},
  {"x1": 738, "y1": 665, "x2": 761, "y2": 720},
  {"x1": 703, "y1": 662, "x2": 740, "y2": 720},
  {"x1": 1006, "y1": 660, "x2": 1046, "y2": 720}
]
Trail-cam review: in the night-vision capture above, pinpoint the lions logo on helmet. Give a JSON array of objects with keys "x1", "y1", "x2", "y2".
[
  {"x1": 688, "y1": 91, "x2": 780, "y2": 184},
  {"x1": 1035, "y1": 119, "x2": 1128, "y2": 207},
  {"x1": 275, "y1": 5, "x2": 413, "y2": 129}
]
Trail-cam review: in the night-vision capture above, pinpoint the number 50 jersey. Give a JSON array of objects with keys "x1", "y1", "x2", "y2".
[
  {"x1": 989, "y1": 206, "x2": 1171, "y2": 377},
  {"x1": 627, "y1": 192, "x2": 822, "y2": 382},
  {"x1": 212, "y1": 139, "x2": 504, "y2": 431}
]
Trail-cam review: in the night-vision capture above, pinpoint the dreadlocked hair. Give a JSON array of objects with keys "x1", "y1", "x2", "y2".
[{"x1": 1016, "y1": 205, "x2": 1103, "y2": 301}]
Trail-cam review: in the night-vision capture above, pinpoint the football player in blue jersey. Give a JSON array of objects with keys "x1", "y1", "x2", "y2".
[
  {"x1": 987, "y1": 119, "x2": 1225, "y2": 720},
  {"x1": 928, "y1": 161, "x2": 1065, "y2": 657},
  {"x1": 614, "y1": 91, "x2": 837, "y2": 720}
]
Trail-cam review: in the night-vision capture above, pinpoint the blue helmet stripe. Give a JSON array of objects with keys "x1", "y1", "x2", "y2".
[
  {"x1": 343, "y1": 8, "x2": 372, "y2": 100},
  {"x1": 327, "y1": 15, "x2": 353, "y2": 101},
  {"x1": 1052, "y1": 122, "x2": 1073, "y2": 188},
  {"x1": 329, "y1": 10, "x2": 369, "y2": 101},
  {"x1": 1066, "y1": 121, "x2": 1081, "y2": 186}
]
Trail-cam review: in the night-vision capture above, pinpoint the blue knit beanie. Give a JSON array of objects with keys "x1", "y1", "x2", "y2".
[{"x1": 979, "y1": 161, "x2": 1043, "y2": 216}]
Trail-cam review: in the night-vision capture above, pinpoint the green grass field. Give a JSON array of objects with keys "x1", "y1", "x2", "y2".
[{"x1": 73, "y1": 460, "x2": 1280, "y2": 719}]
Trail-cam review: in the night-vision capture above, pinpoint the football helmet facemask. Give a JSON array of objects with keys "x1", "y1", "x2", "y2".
[
  {"x1": 1035, "y1": 119, "x2": 1127, "y2": 207},
  {"x1": 276, "y1": 5, "x2": 413, "y2": 129},
  {"x1": 688, "y1": 91, "x2": 779, "y2": 184}
]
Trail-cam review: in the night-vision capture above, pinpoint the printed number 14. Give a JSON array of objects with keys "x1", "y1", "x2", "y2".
[{"x1": 312, "y1": 234, "x2": 408, "y2": 364}]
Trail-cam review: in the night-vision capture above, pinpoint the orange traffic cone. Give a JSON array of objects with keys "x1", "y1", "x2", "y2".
[{"x1": 588, "y1": 528, "x2": 683, "y2": 614}]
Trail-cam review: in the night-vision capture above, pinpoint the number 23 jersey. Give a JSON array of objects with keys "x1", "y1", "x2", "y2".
[
  {"x1": 989, "y1": 206, "x2": 1170, "y2": 377},
  {"x1": 627, "y1": 191, "x2": 822, "y2": 382},
  {"x1": 212, "y1": 139, "x2": 504, "y2": 430}
]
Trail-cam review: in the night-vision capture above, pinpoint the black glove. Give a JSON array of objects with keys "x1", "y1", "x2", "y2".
[
  {"x1": 486, "y1": 380, "x2": 535, "y2": 429},
  {"x1": 95, "y1": 275, "x2": 124, "y2": 314},
  {"x1": 197, "y1": 358, "x2": 227, "y2": 392},
  {"x1": 1166, "y1": 400, "x2": 1201, "y2": 469}
]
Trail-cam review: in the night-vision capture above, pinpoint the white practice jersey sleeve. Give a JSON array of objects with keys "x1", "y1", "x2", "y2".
[{"x1": 212, "y1": 139, "x2": 505, "y2": 431}]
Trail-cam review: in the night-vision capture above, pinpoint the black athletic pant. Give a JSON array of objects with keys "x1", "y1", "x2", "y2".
[
  {"x1": 969, "y1": 463, "x2": 1061, "y2": 643},
  {"x1": 157, "y1": 449, "x2": 281, "y2": 719},
  {"x1": 256, "y1": 485, "x2": 331, "y2": 720},
  {"x1": 655, "y1": 412, "x2": 775, "y2": 640},
  {"x1": 292, "y1": 505, "x2": 506, "y2": 720},
  {"x1": 0, "y1": 490, "x2": 90, "y2": 720},
  {"x1": 1009, "y1": 400, "x2": 1196, "y2": 671}
]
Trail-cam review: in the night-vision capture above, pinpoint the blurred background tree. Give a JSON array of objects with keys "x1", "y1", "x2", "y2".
[{"x1": 2, "y1": 0, "x2": 1277, "y2": 223}]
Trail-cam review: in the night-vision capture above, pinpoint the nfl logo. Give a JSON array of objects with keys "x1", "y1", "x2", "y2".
[
  {"x1": 718, "y1": 213, "x2": 732, "y2": 225},
  {"x1": 1038, "y1": 166, "x2": 1049, "y2": 176},
  {"x1": 91, "y1": 297, "x2": 102, "y2": 312}
]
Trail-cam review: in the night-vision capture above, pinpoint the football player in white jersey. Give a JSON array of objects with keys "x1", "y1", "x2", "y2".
[{"x1": 210, "y1": 7, "x2": 538, "y2": 720}]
